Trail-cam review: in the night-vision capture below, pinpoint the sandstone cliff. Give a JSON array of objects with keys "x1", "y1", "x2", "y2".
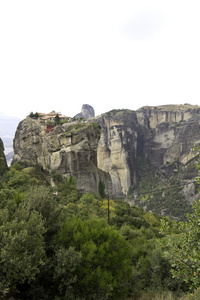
[
  {"x1": 136, "y1": 104, "x2": 200, "y2": 167},
  {"x1": 12, "y1": 104, "x2": 200, "y2": 219},
  {"x1": 93, "y1": 105, "x2": 200, "y2": 218},
  {"x1": 13, "y1": 118, "x2": 112, "y2": 194},
  {"x1": 95, "y1": 110, "x2": 139, "y2": 196}
]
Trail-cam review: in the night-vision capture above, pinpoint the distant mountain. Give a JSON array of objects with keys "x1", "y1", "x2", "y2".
[{"x1": 0, "y1": 112, "x2": 21, "y2": 139}]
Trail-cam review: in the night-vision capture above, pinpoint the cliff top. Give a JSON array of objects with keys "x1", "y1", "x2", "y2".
[
  {"x1": 91, "y1": 109, "x2": 134, "y2": 121},
  {"x1": 137, "y1": 103, "x2": 200, "y2": 113}
]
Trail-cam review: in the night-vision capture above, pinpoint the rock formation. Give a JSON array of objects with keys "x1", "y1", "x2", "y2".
[
  {"x1": 93, "y1": 104, "x2": 200, "y2": 218},
  {"x1": 12, "y1": 104, "x2": 200, "y2": 219},
  {"x1": 74, "y1": 104, "x2": 95, "y2": 120},
  {"x1": 136, "y1": 104, "x2": 200, "y2": 167},
  {"x1": 13, "y1": 118, "x2": 112, "y2": 195},
  {"x1": 134, "y1": 104, "x2": 200, "y2": 218},
  {"x1": 0, "y1": 138, "x2": 8, "y2": 176},
  {"x1": 95, "y1": 110, "x2": 139, "y2": 196}
]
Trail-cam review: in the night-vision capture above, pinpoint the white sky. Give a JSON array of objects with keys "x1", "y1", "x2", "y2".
[{"x1": 0, "y1": 0, "x2": 200, "y2": 119}]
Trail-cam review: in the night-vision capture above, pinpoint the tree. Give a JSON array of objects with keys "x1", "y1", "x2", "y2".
[
  {"x1": 57, "y1": 216, "x2": 132, "y2": 299},
  {"x1": 160, "y1": 201, "x2": 200, "y2": 291},
  {"x1": 29, "y1": 112, "x2": 39, "y2": 119},
  {"x1": 98, "y1": 180, "x2": 106, "y2": 199},
  {"x1": 34, "y1": 112, "x2": 39, "y2": 119},
  {"x1": 57, "y1": 176, "x2": 79, "y2": 204},
  {"x1": 53, "y1": 246, "x2": 82, "y2": 300},
  {"x1": 21, "y1": 186, "x2": 62, "y2": 248},
  {"x1": 54, "y1": 113, "x2": 60, "y2": 124},
  {"x1": 0, "y1": 205, "x2": 46, "y2": 298},
  {"x1": 1, "y1": 166, "x2": 39, "y2": 192}
]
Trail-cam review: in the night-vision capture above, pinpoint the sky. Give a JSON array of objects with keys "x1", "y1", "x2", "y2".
[{"x1": 1, "y1": 0, "x2": 200, "y2": 120}]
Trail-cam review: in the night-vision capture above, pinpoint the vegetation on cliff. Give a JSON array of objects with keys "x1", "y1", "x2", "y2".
[{"x1": 131, "y1": 157, "x2": 194, "y2": 220}]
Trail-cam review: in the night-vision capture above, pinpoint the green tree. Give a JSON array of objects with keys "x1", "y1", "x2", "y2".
[
  {"x1": 53, "y1": 246, "x2": 82, "y2": 300},
  {"x1": 0, "y1": 205, "x2": 46, "y2": 298},
  {"x1": 98, "y1": 180, "x2": 106, "y2": 199},
  {"x1": 54, "y1": 113, "x2": 60, "y2": 124},
  {"x1": 21, "y1": 186, "x2": 62, "y2": 249},
  {"x1": 160, "y1": 201, "x2": 200, "y2": 291},
  {"x1": 57, "y1": 176, "x2": 79, "y2": 204},
  {"x1": 57, "y1": 216, "x2": 132, "y2": 299},
  {"x1": 29, "y1": 112, "x2": 39, "y2": 119},
  {"x1": 1, "y1": 166, "x2": 39, "y2": 192}
]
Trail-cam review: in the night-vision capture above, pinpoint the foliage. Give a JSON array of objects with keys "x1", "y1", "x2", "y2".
[
  {"x1": 29, "y1": 112, "x2": 39, "y2": 119},
  {"x1": 51, "y1": 169, "x2": 63, "y2": 183},
  {"x1": 21, "y1": 186, "x2": 61, "y2": 237},
  {"x1": 59, "y1": 118, "x2": 69, "y2": 124},
  {"x1": 98, "y1": 180, "x2": 106, "y2": 199},
  {"x1": 0, "y1": 204, "x2": 46, "y2": 298},
  {"x1": 160, "y1": 200, "x2": 200, "y2": 291},
  {"x1": 57, "y1": 216, "x2": 132, "y2": 299},
  {"x1": 0, "y1": 162, "x2": 189, "y2": 299},
  {"x1": 53, "y1": 246, "x2": 82, "y2": 300},
  {"x1": 57, "y1": 176, "x2": 79, "y2": 204},
  {"x1": 54, "y1": 113, "x2": 60, "y2": 124},
  {"x1": 1, "y1": 164, "x2": 39, "y2": 192},
  {"x1": 133, "y1": 157, "x2": 192, "y2": 220},
  {"x1": 91, "y1": 121, "x2": 101, "y2": 133},
  {"x1": 159, "y1": 147, "x2": 200, "y2": 292}
]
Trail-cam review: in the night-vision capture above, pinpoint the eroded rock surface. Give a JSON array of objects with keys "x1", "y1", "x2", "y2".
[
  {"x1": 136, "y1": 104, "x2": 200, "y2": 167},
  {"x1": 13, "y1": 118, "x2": 112, "y2": 194},
  {"x1": 95, "y1": 110, "x2": 139, "y2": 196},
  {"x1": 12, "y1": 104, "x2": 200, "y2": 217}
]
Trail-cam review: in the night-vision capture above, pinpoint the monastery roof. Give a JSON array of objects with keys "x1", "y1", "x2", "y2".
[{"x1": 39, "y1": 112, "x2": 71, "y2": 120}]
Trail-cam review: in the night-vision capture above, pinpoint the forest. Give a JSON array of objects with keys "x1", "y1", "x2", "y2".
[{"x1": 1, "y1": 160, "x2": 200, "y2": 300}]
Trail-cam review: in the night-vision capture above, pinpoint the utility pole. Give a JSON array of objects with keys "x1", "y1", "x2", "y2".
[{"x1": 107, "y1": 192, "x2": 110, "y2": 225}]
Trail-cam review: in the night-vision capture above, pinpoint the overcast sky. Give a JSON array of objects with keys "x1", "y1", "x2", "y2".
[{"x1": 1, "y1": 0, "x2": 200, "y2": 119}]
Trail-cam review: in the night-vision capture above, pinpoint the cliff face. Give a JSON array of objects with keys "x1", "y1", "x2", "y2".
[
  {"x1": 13, "y1": 118, "x2": 112, "y2": 194},
  {"x1": 94, "y1": 105, "x2": 200, "y2": 218},
  {"x1": 134, "y1": 104, "x2": 200, "y2": 218},
  {"x1": 0, "y1": 138, "x2": 8, "y2": 176},
  {"x1": 136, "y1": 104, "x2": 200, "y2": 167},
  {"x1": 12, "y1": 104, "x2": 200, "y2": 218},
  {"x1": 95, "y1": 110, "x2": 139, "y2": 196}
]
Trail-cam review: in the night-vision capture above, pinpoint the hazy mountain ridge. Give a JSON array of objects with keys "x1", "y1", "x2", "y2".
[{"x1": 0, "y1": 112, "x2": 21, "y2": 164}]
